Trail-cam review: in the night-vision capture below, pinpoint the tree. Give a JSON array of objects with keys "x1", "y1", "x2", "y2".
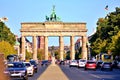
[
  {"x1": 0, "y1": 41, "x2": 16, "y2": 58},
  {"x1": 66, "y1": 51, "x2": 70, "y2": 60},
  {"x1": 110, "y1": 31, "x2": 120, "y2": 56},
  {"x1": 25, "y1": 50, "x2": 32, "y2": 60},
  {"x1": 0, "y1": 22, "x2": 15, "y2": 45},
  {"x1": 90, "y1": 7, "x2": 120, "y2": 56}
]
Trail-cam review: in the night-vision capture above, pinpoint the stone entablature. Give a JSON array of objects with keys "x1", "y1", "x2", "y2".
[
  {"x1": 21, "y1": 22, "x2": 86, "y2": 30},
  {"x1": 20, "y1": 22, "x2": 87, "y2": 37}
]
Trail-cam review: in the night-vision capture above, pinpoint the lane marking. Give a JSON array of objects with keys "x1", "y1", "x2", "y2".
[{"x1": 90, "y1": 74, "x2": 101, "y2": 79}]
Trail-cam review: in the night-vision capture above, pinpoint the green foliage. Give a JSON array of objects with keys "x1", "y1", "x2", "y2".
[
  {"x1": 75, "y1": 47, "x2": 82, "y2": 59},
  {"x1": 54, "y1": 50, "x2": 60, "y2": 59},
  {"x1": 110, "y1": 31, "x2": 120, "y2": 55},
  {"x1": 26, "y1": 50, "x2": 32, "y2": 60},
  {"x1": 37, "y1": 49, "x2": 45, "y2": 60},
  {"x1": 66, "y1": 51, "x2": 70, "y2": 60},
  {"x1": 0, "y1": 41, "x2": 16, "y2": 58},
  {"x1": 90, "y1": 7, "x2": 120, "y2": 56},
  {"x1": 0, "y1": 22, "x2": 15, "y2": 45}
]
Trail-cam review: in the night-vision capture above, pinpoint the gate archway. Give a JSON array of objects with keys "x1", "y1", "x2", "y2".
[{"x1": 20, "y1": 21, "x2": 88, "y2": 60}]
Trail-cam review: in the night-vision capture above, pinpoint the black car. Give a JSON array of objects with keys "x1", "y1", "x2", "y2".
[
  {"x1": 29, "y1": 60, "x2": 38, "y2": 73},
  {"x1": 41, "y1": 60, "x2": 49, "y2": 66},
  {"x1": 96, "y1": 61, "x2": 103, "y2": 68},
  {"x1": 59, "y1": 60, "x2": 65, "y2": 65},
  {"x1": 4, "y1": 62, "x2": 28, "y2": 80},
  {"x1": 101, "y1": 62, "x2": 113, "y2": 71}
]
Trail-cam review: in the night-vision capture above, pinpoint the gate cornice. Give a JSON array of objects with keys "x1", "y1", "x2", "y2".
[{"x1": 20, "y1": 21, "x2": 87, "y2": 36}]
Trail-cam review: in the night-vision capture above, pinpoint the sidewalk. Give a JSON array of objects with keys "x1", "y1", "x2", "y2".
[{"x1": 37, "y1": 64, "x2": 69, "y2": 80}]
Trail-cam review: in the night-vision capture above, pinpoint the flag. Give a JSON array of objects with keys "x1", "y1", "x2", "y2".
[
  {"x1": 105, "y1": 5, "x2": 108, "y2": 10},
  {"x1": 2, "y1": 17, "x2": 8, "y2": 21},
  {"x1": 0, "y1": 17, "x2": 8, "y2": 22}
]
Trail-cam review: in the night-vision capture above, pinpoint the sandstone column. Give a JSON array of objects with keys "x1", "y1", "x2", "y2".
[
  {"x1": 44, "y1": 36, "x2": 48, "y2": 60},
  {"x1": 70, "y1": 36, "x2": 75, "y2": 60},
  {"x1": 21, "y1": 36, "x2": 25, "y2": 60},
  {"x1": 82, "y1": 36, "x2": 87, "y2": 60},
  {"x1": 59, "y1": 36, "x2": 64, "y2": 61},
  {"x1": 33, "y1": 36, "x2": 37, "y2": 60}
]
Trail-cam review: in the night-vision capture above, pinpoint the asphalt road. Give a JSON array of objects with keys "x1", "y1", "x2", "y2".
[
  {"x1": 11, "y1": 64, "x2": 120, "y2": 80},
  {"x1": 60, "y1": 65, "x2": 120, "y2": 80},
  {"x1": 28, "y1": 65, "x2": 48, "y2": 80}
]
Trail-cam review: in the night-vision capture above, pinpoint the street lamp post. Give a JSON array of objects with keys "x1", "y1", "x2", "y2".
[{"x1": 88, "y1": 42, "x2": 91, "y2": 60}]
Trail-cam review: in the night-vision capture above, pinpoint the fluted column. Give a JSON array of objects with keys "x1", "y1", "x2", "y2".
[
  {"x1": 82, "y1": 36, "x2": 87, "y2": 60},
  {"x1": 33, "y1": 36, "x2": 37, "y2": 60},
  {"x1": 44, "y1": 36, "x2": 48, "y2": 60},
  {"x1": 70, "y1": 36, "x2": 75, "y2": 60},
  {"x1": 59, "y1": 36, "x2": 64, "y2": 61},
  {"x1": 21, "y1": 36, "x2": 25, "y2": 60}
]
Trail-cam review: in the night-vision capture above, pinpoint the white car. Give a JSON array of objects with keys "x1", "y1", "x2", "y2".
[
  {"x1": 78, "y1": 59, "x2": 87, "y2": 68},
  {"x1": 24, "y1": 62, "x2": 34, "y2": 76},
  {"x1": 69, "y1": 60, "x2": 78, "y2": 67}
]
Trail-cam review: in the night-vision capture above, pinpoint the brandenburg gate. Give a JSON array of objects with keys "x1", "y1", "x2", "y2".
[{"x1": 20, "y1": 6, "x2": 88, "y2": 61}]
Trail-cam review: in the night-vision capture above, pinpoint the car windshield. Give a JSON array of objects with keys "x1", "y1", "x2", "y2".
[
  {"x1": 87, "y1": 62, "x2": 95, "y2": 64},
  {"x1": 8, "y1": 63, "x2": 25, "y2": 68},
  {"x1": 42, "y1": 60, "x2": 48, "y2": 63},
  {"x1": 98, "y1": 62, "x2": 103, "y2": 64},
  {"x1": 71, "y1": 60, "x2": 77, "y2": 63},
  {"x1": 80, "y1": 60, "x2": 86, "y2": 62},
  {"x1": 25, "y1": 63, "x2": 31, "y2": 67},
  {"x1": 30, "y1": 61, "x2": 37, "y2": 65},
  {"x1": 104, "y1": 62, "x2": 112, "y2": 64}
]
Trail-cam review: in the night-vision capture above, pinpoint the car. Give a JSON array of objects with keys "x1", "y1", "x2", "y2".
[
  {"x1": 4, "y1": 62, "x2": 28, "y2": 80},
  {"x1": 59, "y1": 60, "x2": 65, "y2": 65},
  {"x1": 84, "y1": 60, "x2": 97, "y2": 70},
  {"x1": 78, "y1": 59, "x2": 87, "y2": 68},
  {"x1": 101, "y1": 62, "x2": 113, "y2": 71},
  {"x1": 29, "y1": 60, "x2": 38, "y2": 73},
  {"x1": 96, "y1": 60, "x2": 103, "y2": 68},
  {"x1": 69, "y1": 60, "x2": 78, "y2": 67},
  {"x1": 41, "y1": 60, "x2": 49, "y2": 66},
  {"x1": 117, "y1": 62, "x2": 120, "y2": 68},
  {"x1": 23, "y1": 62, "x2": 34, "y2": 76}
]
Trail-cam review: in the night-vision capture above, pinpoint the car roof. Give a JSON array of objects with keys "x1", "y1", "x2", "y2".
[
  {"x1": 87, "y1": 60, "x2": 96, "y2": 62},
  {"x1": 23, "y1": 62, "x2": 31, "y2": 63},
  {"x1": 8, "y1": 61, "x2": 23, "y2": 64},
  {"x1": 103, "y1": 62, "x2": 112, "y2": 63}
]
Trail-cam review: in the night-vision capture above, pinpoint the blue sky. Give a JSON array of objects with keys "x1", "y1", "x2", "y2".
[{"x1": 0, "y1": 0, "x2": 120, "y2": 46}]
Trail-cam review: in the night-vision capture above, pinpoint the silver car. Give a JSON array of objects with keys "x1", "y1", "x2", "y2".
[
  {"x1": 78, "y1": 59, "x2": 87, "y2": 68},
  {"x1": 69, "y1": 60, "x2": 78, "y2": 67}
]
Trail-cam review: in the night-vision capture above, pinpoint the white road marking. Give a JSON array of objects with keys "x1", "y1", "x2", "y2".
[{"x1": 90, "y1": 74, "x2": 101, "y2": 79}]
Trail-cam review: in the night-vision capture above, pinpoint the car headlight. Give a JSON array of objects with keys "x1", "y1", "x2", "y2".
[
  {"x1": 19, "y1": 70, "x2": 26, "y2": 73},
  {"x1": 4, "y1": 71, "x2": 9, "y2": 74}
]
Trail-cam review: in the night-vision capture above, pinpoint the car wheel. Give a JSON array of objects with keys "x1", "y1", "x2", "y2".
[
  {"x1": 94, "y1": 69, "x2": 96, "y2": 71},
  {"x1": 23, "y1": 74, "x2": 28, "y2": 80},
  {"x1": 101, "y1": 68, "x2": 104, "y2": 71},
  {"x1": 110, "y1": 68, "x2": 113, "y2": 71},
  {"x1": 30, "y1": 73, "x2": 34, "y2": 77},
  {"x1": 35, "y1": 70, "x2": 37, "y2": 73},
  {"x1": 84, "y1": 68, "x2": 87, "y2": 70}
]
